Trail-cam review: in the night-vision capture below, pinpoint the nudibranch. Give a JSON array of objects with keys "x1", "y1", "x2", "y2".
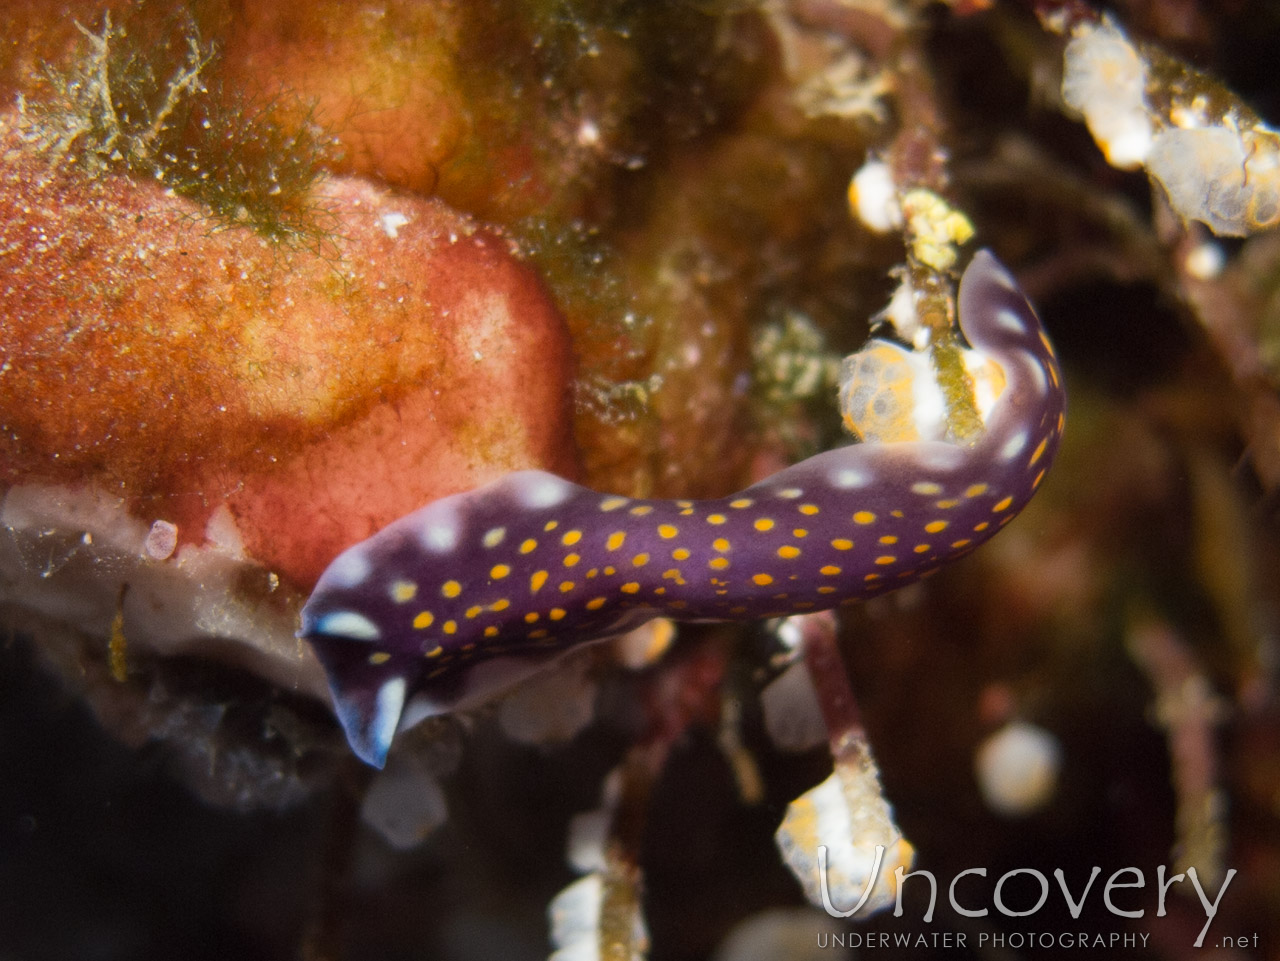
[{"x1": 301, "y1": 251, "x2": 1066, "y2": 766}]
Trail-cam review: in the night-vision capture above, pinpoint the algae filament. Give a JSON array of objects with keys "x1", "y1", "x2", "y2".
[{"x1": 19, "y1": 6, "x2": 334, "y2": 245}]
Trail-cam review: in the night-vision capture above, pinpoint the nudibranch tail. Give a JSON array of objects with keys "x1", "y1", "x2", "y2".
[{"x1": 300, "y1": 250, "x2": 1065, "y2": 767}]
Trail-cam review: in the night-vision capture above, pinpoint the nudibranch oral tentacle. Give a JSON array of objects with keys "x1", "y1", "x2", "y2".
[{"x1": 300, "y1": 250, "x2": 1066, "y2": 767}]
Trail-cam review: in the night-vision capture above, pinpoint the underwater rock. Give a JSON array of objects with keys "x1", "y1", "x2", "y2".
[{"x1": 0, "y1": 112, "x2": 575, "y2": 698}]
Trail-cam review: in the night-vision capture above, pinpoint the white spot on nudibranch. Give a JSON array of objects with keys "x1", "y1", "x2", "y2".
[
  {"x1": 423, "y1": 520, "x2": 459, "y2": 553},
  {"x1": 518, "y1": 473, "x2": 573, "y2": 509},
  {"x1": 995, "y1": 307, "x2": 1026, "y2": 335},
  {"x1": 1025, "y1": 358, "x2": 1049, "y2": 395},
  {"x1": 326, "y1": 548, "x2": 372, "y2": 588},
  {"x1": 1001, "y1": 430, "x2": 1029, "y2": 462},
  {"x1": 417, "y1": 500, "x2": 463, "y2": 553},
  {"x1": 314, "y1": 610, "x2": 382, "y2": 642},
  {"x1": 830, "y1": 468, "x2": 870, "y2": 489},
  {"x1": 373, "y1": 676, "x2": 408, "y2": 763}
]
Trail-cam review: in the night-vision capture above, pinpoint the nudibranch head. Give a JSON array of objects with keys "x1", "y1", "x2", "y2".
[{"x1": 301, "y1": 250, "x2": 1065, "y2": 767}]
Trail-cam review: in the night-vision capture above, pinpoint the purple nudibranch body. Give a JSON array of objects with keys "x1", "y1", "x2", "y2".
[{"x1": 301, "y1": 251, "x2": 1066, "y2": 767}]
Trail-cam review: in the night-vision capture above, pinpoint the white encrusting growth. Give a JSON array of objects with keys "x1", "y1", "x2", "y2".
[
  {"x1": 378, "y1": 211, "x2": 410, "y2": 239},
  {"x1": 1061, "y1": 19, "x2": 1153, "y2": 170},
  {"x1": 1061, "y1": 15, "x2": 1280, "y2": 236},
  {"x1": 975, "y1": 721, "x2": 1062, "y2": 816},
  {"x1": 848, "y1": 159, "x2": 902, "y2": 234},
  {"x1": 144, "y1": 519, "x2": 178, "y2": 560},
  {"x1": 775, "y1": 751, "x2": 914, "y2": 917}
]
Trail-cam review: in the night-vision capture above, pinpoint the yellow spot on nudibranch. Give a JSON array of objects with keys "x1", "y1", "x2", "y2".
[
  {"x1": 632, "y1": 553, "x2": 650, "y2": 566},
  {"x1": 564, "y1": 554, "x2": 582, "y2": 568},
  {"x1": 730, "y1": 498, "x2": 753, "y2": 509},
  {"x1": 754, "y1": 518, "x2": 775, "y2": 531},
  {"x1": 607, "y1": 531, "x2": 626, "y2": 550},
  {"x1": 793, "y1": 529, "x2": 808, "y2": 538},
  {"x1": 603, "y1": 565, "x2": 615, "y2": 575},
  {"x1": 630, "y1": 505, "x2": 654, "y2": 516},
  {"x1": 820, "y1": 565, "x2": 841, "y2": 576},
  {"x1": 993, "y1": 496, "x2": 1014, "y2": 512},
  {"x1": 531, "y1": 570, "x2": 549, "y2": 592},
  {"x1": 519, "y1": 538, "x2": 537, "y2": 554},
  {"x1": 560, "y1": 580, "x2": 576, "y2": 593},
  {"x1": 965, "y1": 483, "x2": 989, "y2": 498},
  {"x1": 911, "y1": 482, "x2": 942, "y2": 495},
  {"x1": 879, "y1": 535, "x2": 898, "y2": 545},
  {"x1": 974, "y1": 521, "x2": 990, "y2": 532},
  {"x1": 442, "y1": 580, "x2": 462, "y2": 598},
  {"x1": 443, "y1": 620, "x2": 457, "y2": 634},
  {"x1": 777, "y1": 546, "x2": 801, "y2": 559},
  {"x1": 709, "y1": 557, "x2": 730, "y2": 570},
  {"x1": 414, "y1": 611, "x2": 435, "y2": 629},
  {"x1": 875, "y1": 555, "x2": 897, "y2": 565},
  {"x1": 530, "y1": 629, "x2": 549, "y2": 639},
  {"x1": 369, "y1": 651, "x2": 391, "y2": 665},
  {"x1": 831, "y1": 538, "x2": 853, "y2": 550},
  {"x1": 621, "y1": 582, "x2": 641, "y2": 594},
  {"x1": 490, "y1": 564, "x2": 511, "y2": 580},
  {"x1": 924, "y1": 520, "x2": 948, "y2": 534},
  {"x1": 491, "y1": 599, "x2": 510, "y2": 612},
  {"x1": 482, "y1": 527, "x2": 506, "y2": 548},
  {"x1": 752, "y1": 573, "x2": 774, "y2": 586},
  {"x1": 550, "y1": 608, "x2": 566, "y2": 620},
  {"x1": 914, "y1": 544, "x2": 930, "y2": 553},
  {"x1": 1032, "y1": 469, "x2": 1046, "y2": 489},
  {"x1": 425, "y1": 644, "x2": 443, "y2": 658},
  {"x1": 562, "y1": 529, "x2": 583, "y2": 546},
  {"x1": 390, "y1": 580, "x2": 418, "y2": 603},
  {"x1": 484, "y1": 625, "x2": 499, "y2": 638},
  {"x1": 712, "y1": 538, "x2": 730, "y2": 552},
  {"x1": 853, "y1": 511, "x2": 876, "y2": 525},
  {"x1": 658, "y1": 524, "x2": 679, "y2": 539},
  {"x1": 951, "y1": 539, "x2": 972, "y2": 548},
  {"x1": 707, "y1": 514, "x2": 727, "y2": 525},
  {"x1": 544, "y1": 520, "x2": 559, "y2": 531},
  {"x1": 586, "y1": 597, "x2": 607, "y2": 610},
  {"x1": 799, "y1": 504, "x2": 820, "y2": 515},
  {"x1": 778, "y1": 488, "x2": 802, "y2": 499},
  {"x1": 525, "y1": 612, "x2": 539, "y2": 623},
  {"x1": 817, "y1": 585, "x2": 837, "y2": 594},
  {"x1": 600, "y1": 496, "x2": 629, "y2": 511},
  {"x1": 936, "y1": 499, "x2": 959, "y2": 509},
  {"x1": 465, "y1": 605, "x2": 483, "y2": 619},
  {"x1": 672, "y1": 548, "x2": 691, "y2": 561}
]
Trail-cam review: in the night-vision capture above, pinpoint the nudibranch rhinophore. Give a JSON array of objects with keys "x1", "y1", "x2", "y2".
[{"x1": 301, "y1": 251, "x2": 1066, "y2": 767}]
